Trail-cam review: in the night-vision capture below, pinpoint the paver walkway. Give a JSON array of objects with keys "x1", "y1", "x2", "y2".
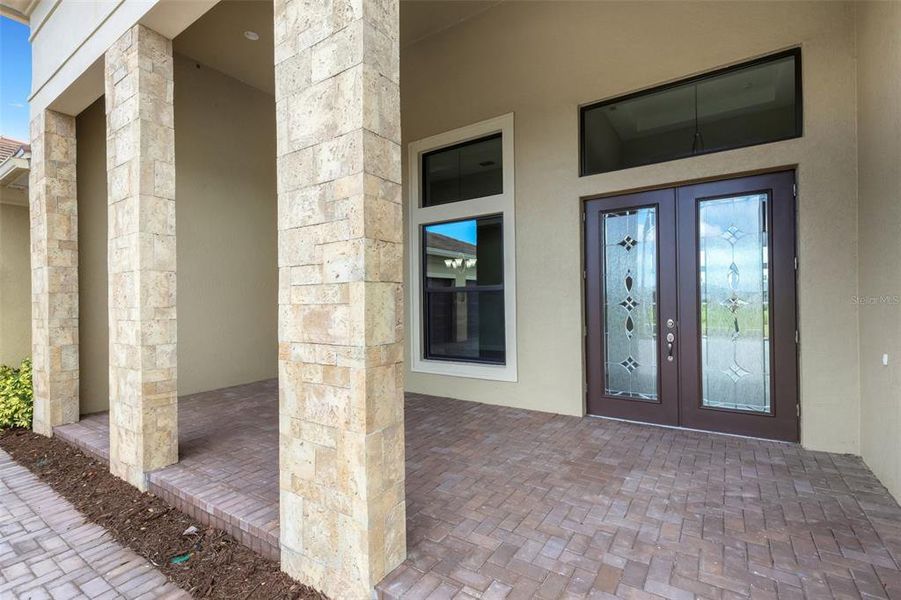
[
  {"x1": 56, "y1": 380, "x2": 280, "y2": 560},
  {"x1": 0, "y1": 449, "x2": 188, "y2": 600},
  {"x1": 52, "y1": 381, "x2": 901, "y2": 599}
]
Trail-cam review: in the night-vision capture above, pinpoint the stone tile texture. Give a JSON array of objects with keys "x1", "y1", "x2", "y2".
[
  {"x1": 104, "y1": 23, "x2": 178, "y2": 490},
  {"x1": 28, "y1": 110, "x2": 79, "y2": 437},
  {"x1": 0, "y1": 449, "x2": 187, "y2": 600},
  {"x1": 55, "y1": 381, "x2": 901, "y2": 599},
  {"x1": 274, "y1": 0, "x2": 405, "y2": 596}
]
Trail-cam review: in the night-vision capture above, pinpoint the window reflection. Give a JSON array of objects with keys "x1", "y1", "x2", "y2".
[{"x1": 423, "y1": 216, "x2": 505, "y2": 364}]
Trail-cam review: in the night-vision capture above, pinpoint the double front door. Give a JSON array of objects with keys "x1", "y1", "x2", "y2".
[{"x1": 584, "y1": 171, "x2": 798, "y2": 441}]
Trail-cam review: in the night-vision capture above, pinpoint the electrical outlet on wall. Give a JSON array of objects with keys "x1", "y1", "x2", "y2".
[{"x1": 882, "y1": 353, "x2": 889, "y2": 366}]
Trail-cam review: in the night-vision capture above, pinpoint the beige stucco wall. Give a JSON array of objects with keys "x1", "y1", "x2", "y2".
[
  {"x1": 0, "y1": 199, "x2": 31, "y2": 367},
  {"x1": 857, "y1": 1, "x2": 901, "y2": 500},
  {"x1": 402, "y1": 1, "x2": 861, "y2": 453},
  {"x1": 74, "y1": 55, "x2": 277, "y2": 411},
  {"x1": 174, "y1": 54, "x2": 278, "y2": 396},
  {"x1": 76, "y1": 98, "x2": 109, "y2": 414}
]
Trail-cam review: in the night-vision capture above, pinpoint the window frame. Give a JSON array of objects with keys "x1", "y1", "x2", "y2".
[
  {"x1": 408, "y1": 113, "x2": 517, "y2": 382},
  {"x1": 579, "y1": 48, "x2": 803, "y2": 177},
  {"x1": 422, "y1": 214, "x2": 506, "y2": 365}
]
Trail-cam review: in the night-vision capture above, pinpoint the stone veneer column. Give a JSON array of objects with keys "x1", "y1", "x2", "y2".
[
  {"x1": 29, "y1": 110, "x2": 79, "y2": 437},
  {"x1": 104, "y1": 24, "x2": 177, "y2": 490},
  {"x1": 273, "y1": 0, "x2": 405, "y2": 596}
]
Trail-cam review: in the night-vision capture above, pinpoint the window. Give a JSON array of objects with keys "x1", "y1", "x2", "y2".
[
  {"x1": 423, "y1": 216, "x2": 505, "y2": 364},
  {"x1": 422, "y1": 134, "x2": 502, "y2": 206},
  {"x1": 580, "y1": 49, "x2": 801, "y2": 176},
  {"x1": 409, "y1": 114, "x2": 516, "y2": 381}
]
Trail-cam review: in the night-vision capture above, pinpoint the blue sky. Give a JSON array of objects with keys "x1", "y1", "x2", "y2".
[
  {"x1": 426, "y1": 220, "x2": 478, "y2": 245},
  {"x1": 1, "y1": 16, "x2": 31, "y2": 142}
]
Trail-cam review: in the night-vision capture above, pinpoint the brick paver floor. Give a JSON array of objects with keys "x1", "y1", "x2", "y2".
[
  {"x1": 54, "y1": 381, "x2": 901, "y2": 599},
  {"x1": 56, "y1": 380, "x2": 280, "y2": 560},
  {"x1": 379, "y1": 394, "x2": 901, "y2": 599},
  {"x1": 0, "y1": 449, "x2": 188, "y2": 600}
]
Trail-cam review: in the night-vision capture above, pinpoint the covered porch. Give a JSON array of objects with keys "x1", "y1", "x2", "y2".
[
  {"x1": 15, "y1": 0, "x2": 901, "y2": 596},
  {"x1": 54, "y1": 382, "x2": 901, "y2": 599}
]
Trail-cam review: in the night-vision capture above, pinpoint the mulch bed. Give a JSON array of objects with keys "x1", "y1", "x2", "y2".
[{"x1": 0, "y1": 428, "x2": 327, "y2": 600}]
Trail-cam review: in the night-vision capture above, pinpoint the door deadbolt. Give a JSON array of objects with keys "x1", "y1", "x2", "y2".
[
  {"x1": 666, "y1": 318, "x2": 675, "y2": 329},
  {"x1": 665, "y1": 331, "x2": 676, "y2": 361}
]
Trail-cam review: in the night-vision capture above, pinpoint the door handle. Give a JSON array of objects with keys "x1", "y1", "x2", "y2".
[{"x1": 666, "y1": 331, "x2": 675, "y2": 362}]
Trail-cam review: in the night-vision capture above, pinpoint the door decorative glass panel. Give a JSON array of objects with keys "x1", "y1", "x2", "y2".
[
  {"x1": 603, "y1": 208, "x2": 658, "y2": 400},
  {"x1": 698, "y1": 194, "x2": 771, "y2": 413}
]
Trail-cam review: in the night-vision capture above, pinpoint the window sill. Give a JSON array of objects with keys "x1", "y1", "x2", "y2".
[{"x1": 411, "y1": 358, "x2": 518, "y2": 383}]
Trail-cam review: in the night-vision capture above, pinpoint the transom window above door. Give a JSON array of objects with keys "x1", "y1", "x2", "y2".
[
  {"x1": 408, "y1": 114, "x2": 517, "y2": 382},
  {"x1": 580, "y1": 49, "x2": 802, "y2": 175}
]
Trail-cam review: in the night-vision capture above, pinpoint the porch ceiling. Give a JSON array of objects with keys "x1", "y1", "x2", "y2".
[
  {"x1": 401, "y1": 0, "x2": 502, "y2": 48},
  {"x1": 170, "y1": 0, "x2": 503, "y2": 96},
  {"x1": 173, "y1": 0, "x2": 275, "y2": 96}
]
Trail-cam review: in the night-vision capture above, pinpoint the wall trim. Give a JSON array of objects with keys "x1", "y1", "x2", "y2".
[
  {"x1": 28, "y1": 0, "x2": 61, "y2": 42},
  {"x1": 28, "y1": 0, "x2": 126, "y2": 106}
]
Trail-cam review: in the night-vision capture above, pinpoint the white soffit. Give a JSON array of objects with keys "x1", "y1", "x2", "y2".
[{"x1": 29, "y1": 0, "x2": 218, "y2": 117}]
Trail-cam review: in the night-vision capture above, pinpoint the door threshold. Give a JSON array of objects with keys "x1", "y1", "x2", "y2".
[{"x1": 586, "y1": 414, "x2": 798, "y2": 445}]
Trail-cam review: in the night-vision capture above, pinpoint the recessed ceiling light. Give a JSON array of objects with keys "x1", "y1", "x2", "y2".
[{"x1": 244, "y1": 30, "x2": 260, "y2": 41}]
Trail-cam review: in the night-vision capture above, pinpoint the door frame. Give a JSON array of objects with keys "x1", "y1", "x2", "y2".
[{"x1": 582, "y1": 167, "x2": 800, "y2": 442}]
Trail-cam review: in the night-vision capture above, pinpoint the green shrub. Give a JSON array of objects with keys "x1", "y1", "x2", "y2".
[{"x1": 0, "y1": 358, "x2": 33, "y2": 429}]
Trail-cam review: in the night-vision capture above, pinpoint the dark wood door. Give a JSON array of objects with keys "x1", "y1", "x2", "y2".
[
  {"x1": 584, "y1": 189, "x2": 680, "y2": 426},
  {"x1": 585, "y1": 171, "x2": 799, "y2": 442},
  {"x1": 675, "y1": 172, "x2": 798, "y2": 441}
]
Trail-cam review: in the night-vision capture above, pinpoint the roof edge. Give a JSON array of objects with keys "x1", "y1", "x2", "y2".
[{"x1": 0, "y1": 4, "x2": 28, "y2": 23}]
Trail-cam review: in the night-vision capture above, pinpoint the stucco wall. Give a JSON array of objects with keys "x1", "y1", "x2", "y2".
[
  {"x1": 76, "y1": 98, "x2": 109, "y2": 414},
  {"x1": 401, "y1": 1, "x2": 861, "y2": 453},
  {"x1": 857, "y1": 1, "x2": 901, "y2": 499},
  {"x1": 173, "y1": 55, "x2": 278, "y2": 396},
  {"x1": 74, "y1": 55, "x2": 277, "y2": 411},
  {"x1": 0, "y1": 200, "x2": 31, "y2": 367}
]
